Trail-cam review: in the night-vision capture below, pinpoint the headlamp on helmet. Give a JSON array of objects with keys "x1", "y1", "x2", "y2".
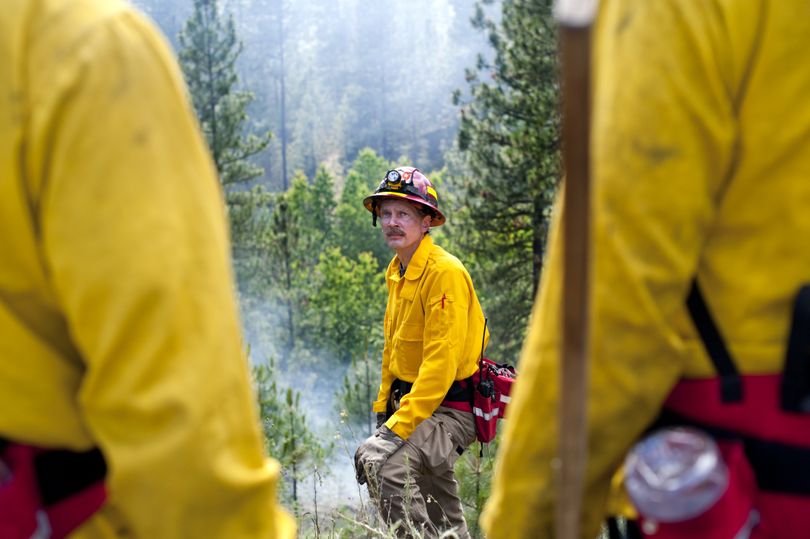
[
  {"x1": 385, "y1": 170, "x2": 402, "y2": 186},
  {"x1": 362, "y1": 166, "x2": 446, "y2": 227}
]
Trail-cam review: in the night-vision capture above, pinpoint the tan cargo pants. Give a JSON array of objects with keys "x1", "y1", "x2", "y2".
[{"x1": 373, "y1": 406, "x2": 476, "y2": 539}]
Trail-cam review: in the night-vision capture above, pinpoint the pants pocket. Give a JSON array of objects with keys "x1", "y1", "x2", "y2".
[{"x1": 417, "y1": 420, "x2": 459, "y2": 474}]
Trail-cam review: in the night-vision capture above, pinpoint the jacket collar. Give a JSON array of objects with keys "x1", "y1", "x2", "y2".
[
  {"x1": 402, "y1": 234, "x2": 432, "y2": 281},
  {"x1": 387, "y1": 235, "x2": 433, "y2": 301}
]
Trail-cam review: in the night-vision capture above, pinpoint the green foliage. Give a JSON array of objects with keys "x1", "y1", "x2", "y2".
[
  {"x1": 255, "y1": 358, "x2": 283, "y2": 445},
  {"x1": 231, "y1": 153, "x2": 392, "y2": 366},
  {"x1": 335, "y1": 342, "x2": 382, "y2": 437},
  {"x1": 455, "y1": 436, "x2": 500, "y2": 539},
  {"x1": 228, "y1": 186, "x2": 268, "y2": 240},
  {"x1": 179, "y1": 0, "x2": 272, "y2": 186},
  {"x1": 334, "y1": 148, "x2": 393, "y2": 269},
  {"x1": 286, "y1": 168, "x2": 336, "y2": 265},
  {"x1": 254, "y1": 358, "x2": 334, "y2": 514},
  {"x1": 227, "y1": 187, "x2": 293, "y2": 355},
  {"x1": 306, "y1": 248, "x2": 386, "y2": 364},
  {"x1": 231, "y1": 169, "x2": 337, "y2": 357},
  {"x1": 448, "y1": 0, "x2": 560, "y2": 361},
  {"x1": 267, "y1": 186, "x2": 307, "y2": 352}
]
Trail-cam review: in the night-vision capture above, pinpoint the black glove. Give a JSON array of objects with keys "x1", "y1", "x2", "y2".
[
  {"x1": 376, "y1": 412, "x2": 387, "y2": 429},
  {"x1": 354, "y1": 426, "x2": 405, "y2": 486}
]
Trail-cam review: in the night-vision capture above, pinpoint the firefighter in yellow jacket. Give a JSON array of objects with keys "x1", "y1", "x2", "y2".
[
  {"x1": 354, "y1": 167, "x2": 488, "y2": 538},
  {"x1": 0, "y1": 0, "x2": 294, "y2": 537},
  {"x1": 482, "y1": 0, "x2": 810, "y2": 538}
]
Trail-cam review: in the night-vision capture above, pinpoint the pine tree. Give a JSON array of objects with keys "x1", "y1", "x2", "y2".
[
  {"x1": 263, "y1": 170, "x2": 336, "y2": 357},
  {"x1": 455, "y1": 436, "x2": 499, "y2": 539},
  {"x1": 449, "y1": 0, "x2": 560, "y2": 360},
  {"x1": 286, "y1": 167, "x2": 336, "y2": 267},
  {"x1": 253, "y1": 359, "x2": 332, "y2": 514},
  {"x1": 270, "y1": 192, "x2": 298, "y2": 354},
  {"x1": 179, "y1": 0, "x2": 272, "y2": 186},
  {"x1": 334, "y1": 148, "x2": 393, "y2": 270},
  {"x1": 307, "y1": 248, "x2": 386, "y2": 364},
  {"x1": 335, "y1": 338, "x2": 381, "y2": 437},
  {"x1": 233, "y1": 168, "x2": 339, "y2": 360}
]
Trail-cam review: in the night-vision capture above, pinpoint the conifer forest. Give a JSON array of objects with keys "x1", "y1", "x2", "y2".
[{"x1": 132, "y1": 0, "x2": 560, "y2": 536}]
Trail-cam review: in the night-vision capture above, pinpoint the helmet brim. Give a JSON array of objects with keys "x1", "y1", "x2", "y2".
[{"x1": 363, "y1": 192, "x2": 446, "y2": 227}]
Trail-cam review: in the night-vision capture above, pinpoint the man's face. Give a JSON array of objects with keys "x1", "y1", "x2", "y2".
[{"x1": 379, "y1": 199, "x2": 430, "y2": 257}]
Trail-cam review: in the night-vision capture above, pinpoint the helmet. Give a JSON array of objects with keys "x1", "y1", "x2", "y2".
[{"x1": 363, "y1": 167, "x2": 445, "y2": 227}]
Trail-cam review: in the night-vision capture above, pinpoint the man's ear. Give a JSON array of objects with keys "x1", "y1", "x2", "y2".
[{"x1": 421, "y1": 215, "x2": 431, "y2": 234}]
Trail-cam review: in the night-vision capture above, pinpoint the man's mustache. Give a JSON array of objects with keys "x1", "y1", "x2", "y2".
[{"x1": 385, "y1": 228, "x2": 405, "y2": 237}]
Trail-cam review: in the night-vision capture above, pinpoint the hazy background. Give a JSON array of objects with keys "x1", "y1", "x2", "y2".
[{"x1": 132, "y1": 0, "x2": 497, "y2": 191}]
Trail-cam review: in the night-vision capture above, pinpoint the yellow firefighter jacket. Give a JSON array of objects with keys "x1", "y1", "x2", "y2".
[
  {"x1": 373, "y1": 235, "x2": 488, "y2": 440},
  {"x1": 0, "y1": 1, "x2": 294, "y2": 537},
  {"x1": 481, "y1": 0, "x2": 810, "y2": 537}
]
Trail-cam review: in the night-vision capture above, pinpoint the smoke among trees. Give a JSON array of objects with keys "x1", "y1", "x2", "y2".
[{"x1": 130, "y1": 0, "x2": 560, "y2": 536}]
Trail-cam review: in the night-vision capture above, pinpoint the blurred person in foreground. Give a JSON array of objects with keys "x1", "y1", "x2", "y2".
[
  {"x1": 0, "y1": 0, "x2": 294, "y2": 536},
  {"x1": 354, "y1": 167, "x2": 488, "y2": 538},
  {"x1": 481, "y1": 0, "x2": 810, "y2": 538}
]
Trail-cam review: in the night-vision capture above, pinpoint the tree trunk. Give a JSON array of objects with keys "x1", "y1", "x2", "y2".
[
  {"x1": 532, "y1": 191, "x2": 547, "y2": 298},
  {"x1": 277, "y1": 0, "x2": 288, "y2": 189}
]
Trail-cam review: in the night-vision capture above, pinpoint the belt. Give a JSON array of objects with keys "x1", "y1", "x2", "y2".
[
  {"x1": 392, "y1": 378, "x2": 472, "y2": 402},
  {"x1": 387, "y1": 377, "x2": 473, "y2": 414}
]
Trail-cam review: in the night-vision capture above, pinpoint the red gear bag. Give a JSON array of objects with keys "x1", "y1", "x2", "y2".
[{"x1": 471, "y1": 357, "x2": 516, "y2": 443}]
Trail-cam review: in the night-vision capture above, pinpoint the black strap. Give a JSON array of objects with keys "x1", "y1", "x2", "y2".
[
  {"x1": 0, "y1": 439, "x2": 106, "y2": 506},
  {"x1": 606, "y1": 517, "x2": 622, "y2": 539},
  {"x1": 686, "y1": 280, "x2": 743, "y2": 402},
  {"x1": 780, "y1": 285, "x2": 810, "y2": 413},
  {"x1": 625, "y1": 519, "x2": 643, "y2": 539},
  {"x1": 444, "y1": 378, "x2": 474, "y2": 403},
  {"x1": 656, "y1": 409, "x2": 810, "y2": 496},
  {"x1": 391, "y1": 378, "x2": 411, "y2": 398},
  {"x1": 35, "y1": 447, "x2": 107, "y2": 506},
  {"x1": 605, "y1": 517, "x2": 642, "y2": 539},
  {"x1": 390, "y1": 378, "x2": 473, "y2": 405}
]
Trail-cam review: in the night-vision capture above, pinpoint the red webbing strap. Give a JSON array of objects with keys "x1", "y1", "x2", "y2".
[
  {"x1": 46, "y1": 480, "x2": 107, "y2": 538},
  {"x1": 0, "y1": 442, "x2": 107, "y2": 539},
  {"x1": 0, "y1": 444, "x2": 41, "y2": 538}
]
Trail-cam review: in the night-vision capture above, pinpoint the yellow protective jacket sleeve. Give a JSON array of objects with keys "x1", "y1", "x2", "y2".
[
  {"x1": 482, "y1": 1, "x2": 810, "y2": 538},
  {"x1": 0, "y1": 1, "x2": 294, "y2": 537},
  {"x1": 373, "y1": 235, "x2": 488, "y2": 440}
]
